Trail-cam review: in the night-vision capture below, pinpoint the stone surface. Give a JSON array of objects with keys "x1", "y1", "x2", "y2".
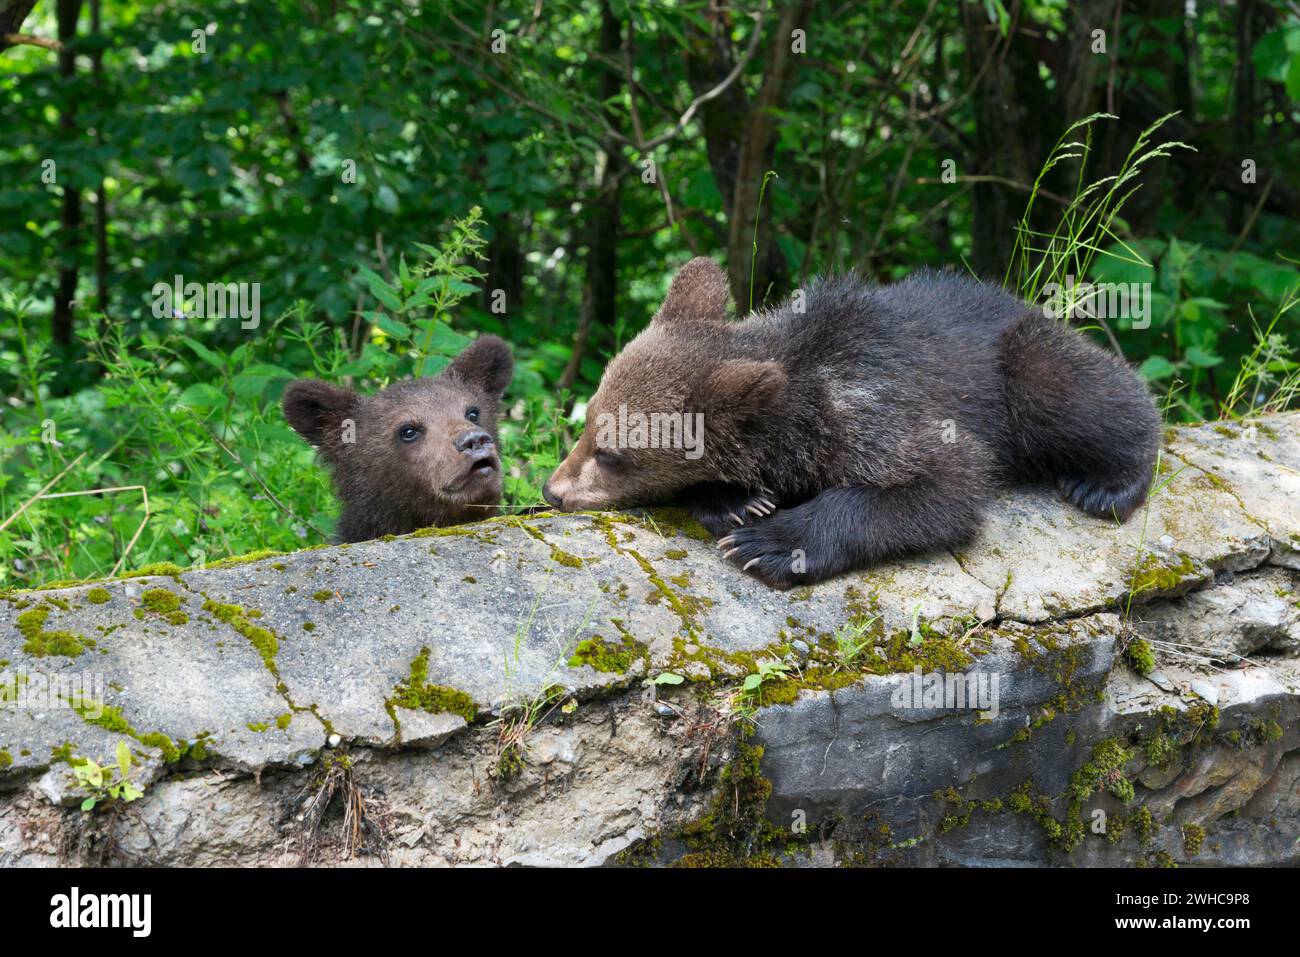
[{"x1": 0, "y1": 414, "x2": 1297, "y2": 867}]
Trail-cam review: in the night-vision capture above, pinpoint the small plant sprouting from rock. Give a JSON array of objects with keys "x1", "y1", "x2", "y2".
[
  {"x1": 73, "y1": 741, "x2": 145, "y2": 812},
  {"x1": 296, "y1": 754, "x2": 389, "y2": 864},
  {"x1": 728, "y1": 659, "x2": 792, "y2": 723},
  {"x1": 489, "y1": 684, "x2": 568, "y2": 781},
  {"x1": 832, "y1": 615, "x2": 879, "y2": 671},
  {"x1": 907, "y1": 603, "x2": 924, "y2": 647}
]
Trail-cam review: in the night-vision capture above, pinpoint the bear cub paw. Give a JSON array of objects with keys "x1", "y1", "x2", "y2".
[
  {"x1": 682, "y1": 483, "x2": 778, "y2": 538},
  {"x1": 1056, "y1": 471, "x2": 1151, "y2": 522},
  {"x1": 716, "y1": 516, "x2": 808, "y2": 590}
]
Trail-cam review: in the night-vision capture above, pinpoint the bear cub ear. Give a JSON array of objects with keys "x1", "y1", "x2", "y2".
[
  {"x1": 444, "y1": 334, "x2": 514, "y2": 398},
  {"x1": 282, "y1": 379, "x2": 359, "y2": 449},
  {"x1": 703, "y1": 359, "x2": 786, "y2": 417},
  {"x1": 654, "y1": 257, "x2": 732, "y2": 325}
]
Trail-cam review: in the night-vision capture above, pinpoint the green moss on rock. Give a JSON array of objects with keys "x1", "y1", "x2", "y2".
[
  {"x1": 1127, "y1": 551, "x2": 1198, "y2": 597},
  {"x1": 1182, "y1": 822, "x2": 1204, "y2": 857},
  {"x1": 120, "y1": 562, "x2": 186, "y2": 580},
  {"x1": 1123, "y1": 636, "x2": 1156, "y2": 676},
  {"x1": 568, "y1": 634, "x2": 649, "y2": 674},
  {"x1": 206, "y1": 549, "x2": 288, "y2": 570},
  {"x1": 15, "y1": 605, "x2": 89, "y2": 658},
  {"x1": 201, "y1": 598, "x2": 279, "y2": 671},
  {"x1": 389, "y1": 647, "x2": 477, "y2": 723}
]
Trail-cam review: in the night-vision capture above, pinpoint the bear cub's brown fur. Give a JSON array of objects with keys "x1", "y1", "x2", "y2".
[
  {"x1": 544, "y1": 258, "x2": 1159, "y2": 589},
  {"x1": 284, "y1": 335, "x2": 513, "y2": 542}
]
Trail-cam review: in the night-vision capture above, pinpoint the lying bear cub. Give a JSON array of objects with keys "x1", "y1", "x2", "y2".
[
  {"x1": 543, "y1": 257, "x2": 1160, "y2": 589},
  {"x1": 283, "y1": 335, "x2": 513, "y2": 542}
]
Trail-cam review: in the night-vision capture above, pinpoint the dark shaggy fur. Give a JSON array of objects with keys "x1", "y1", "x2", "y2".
[
  {"x1": 283, "y1": 335, "x2": 513, "y2": 542},
  {"x1": 543, "y1": 258, "x2": 1159, "y2": 589}
]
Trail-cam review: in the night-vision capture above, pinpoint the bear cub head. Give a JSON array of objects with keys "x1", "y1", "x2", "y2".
[
  {"x1": 284, "y1": 335, "x2": 514, "y2": 542},
  {"x1": 544, "y1": 258, "x2": 784, "y2": 510}
]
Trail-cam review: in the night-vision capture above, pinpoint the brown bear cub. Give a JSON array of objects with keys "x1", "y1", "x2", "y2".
[
  {"x1": 543, "y1": 258, "x2": 1159, "y2": 589},
  {"x1": 284, "y1": 335, "x2": 513, "y2": 542}
]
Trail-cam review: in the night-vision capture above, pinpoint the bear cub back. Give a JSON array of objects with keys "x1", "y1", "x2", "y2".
[{"x1": 283, "y1": 335, "x2": 513, "y2": 542}]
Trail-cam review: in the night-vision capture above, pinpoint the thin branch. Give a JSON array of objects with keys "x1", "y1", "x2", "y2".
[
  {"x1": 630, "y1": 0, "x2": 770, "y2": 152},
  {"x1": 2, "y1": 31, "x2": 61, "y2": 51},
  {"x1": 40, "y1": 486, "x2": 150, "y2": 578},
  {"x1": 0, "y1": 452, "x2": 86, "y2": 534}
]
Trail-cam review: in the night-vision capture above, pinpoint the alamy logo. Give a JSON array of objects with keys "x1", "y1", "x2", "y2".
[
  {"x1": 0, "y1": 670, "x2": 104, "y2": 718},
  {"x1": 151, "y1": 274, "x2": 260, "y2": 329},
  {"x1": 891, "y1": 666, "x2": 1001, "y2": 719},
  {"x1": 594, "y1": 404, "x2": 705, "y2": 460},
  {"x1": 49, "y1": 887, "x2": 152, "y2": 937},
  {"x1": 1041, "y1": 274, "x2": 1151, "y2": 329}
]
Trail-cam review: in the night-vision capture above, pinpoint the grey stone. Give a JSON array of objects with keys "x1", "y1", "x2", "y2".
[{"x1": 0, "y1": 414, "x2": 1297, "y2": 867}]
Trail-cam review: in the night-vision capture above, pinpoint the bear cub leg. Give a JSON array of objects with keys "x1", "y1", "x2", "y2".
[
  {"x1": 1000, "y1": 311, "x2": 1160, "y2": 522},
  {"x1": 716, "y1": 473, "x2": 988, "y2": 589}
]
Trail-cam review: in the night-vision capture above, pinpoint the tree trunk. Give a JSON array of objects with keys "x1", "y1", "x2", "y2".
[
  {"x1": 1228, "y1": 0, "x2": 1257, "y2": 234},
  {"x1": 561, "y1": 0, "x2": 621, "y2": 395},
  {"x1": 91, "y1": 0, "x2": 108, "y2": 321},
  {"x1": 722, "y1": 1, "x2": 805, "y2": 312},
  {"x1": 52, "y1": 0, "x2": 84, "y2": 352},
  {"x1": 0, "y1": 0, "x2": 40, "y2": 51},
  {"x1": 685, "y1": 2, "x2": 808, "y2": 312},
  {"x1": 962, "y1": 2, "x2": 1032, "y2": 280}
]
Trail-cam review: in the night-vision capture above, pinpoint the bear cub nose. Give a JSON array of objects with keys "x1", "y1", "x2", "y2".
[
  {"x1": 455, "y1": 429, "x2": 493, "y2": 453},
  {"x1": 541, "y1": 481, "x2": 563, "y2": 509}
]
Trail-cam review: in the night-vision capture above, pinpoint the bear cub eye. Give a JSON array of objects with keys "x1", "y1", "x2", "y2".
[
  {"x1": 397, "y1": 425, "x2": 422, "y2": 443},
  {"x1": 465, "y1": 407, "x2": 480, "y2": 423},
  {"x1": 595, "y1": 448, "x2": 624, "y2": 470}
]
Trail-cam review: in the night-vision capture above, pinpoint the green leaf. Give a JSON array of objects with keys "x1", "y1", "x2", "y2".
[
  {"x1": 177, "y1": 382, "x2": 227, "y2": 412},
  {"x1": 81, "y1": 797, "x2": 97, "y2": 812},
  {"x1": 653, "y1": 672, "x2": 685, "y2": 685},
  {"x1": 374, "y1": 315, "x2": 412, "y2": 338},
  {"x1": 1184, "y1": 345, "x2": 1222, "y2": 368},
  {"x1": 116, "y1": 740, "x2": 132, "y2": 776},
  {"x1": 357, "y1": 264, "x2": 403, "y2": 312},
  {"x1": 418, "y1": 321, "x2": 472, "y2": 355},
  {"x1": 181, "y1": 336, "x2": 228, "y2": 372},
  {"x1": 1138, "y1": 355, "x2": 1179, "y2": 381},
  {"x1": 1252, "y1": 28, "x2": 1290, "y2": 81},
  {"x1": 232, "y1": 364, "x2": 295, "y2": 399},
  {"x1": 1287, "y1": 54, "x2": 1300, "y2": 101}
]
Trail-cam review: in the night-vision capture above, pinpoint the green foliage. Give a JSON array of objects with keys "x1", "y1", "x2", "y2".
[
  {"x1": 732, "y1": 658, "x2": 793, "y2": 721},
  {"x1": 72, "y1": 741, "x2": 146, "y2": 812},
  {"x1": 831, "y1": 615, "x2": 879, "y2": 671}
]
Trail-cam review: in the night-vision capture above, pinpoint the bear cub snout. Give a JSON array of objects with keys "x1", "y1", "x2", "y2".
[{"x1": 283, "y1": 335, "x2": 514, "y2": 542}]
